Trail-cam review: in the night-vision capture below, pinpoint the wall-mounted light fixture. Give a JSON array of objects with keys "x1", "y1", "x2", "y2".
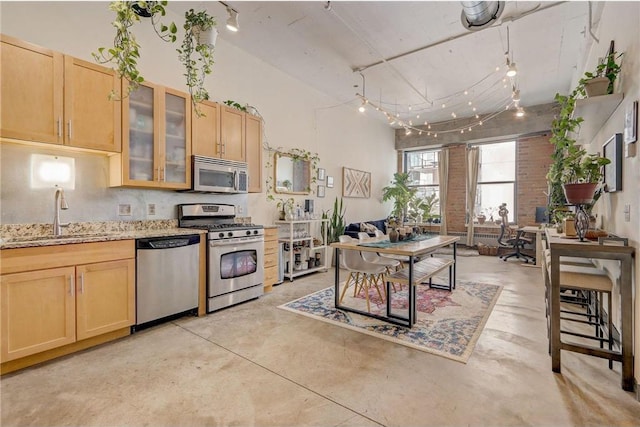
[
  {"x1": 220, "y1": 2, "x2": 239, "y2": 32},
  {"x1": 30, "y1": 154, "x2": 76, "y2": 189}
]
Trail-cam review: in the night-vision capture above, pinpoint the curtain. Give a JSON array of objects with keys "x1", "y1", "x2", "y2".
[
  {"x1": 438, "y1": 148, "x2": 449, "y2": 235},
  {"x1": 466, "y1": 146, "x2": 480, "y2": 247}
]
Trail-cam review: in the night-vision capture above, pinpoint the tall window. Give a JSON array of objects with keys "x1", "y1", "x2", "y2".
[
  {"x1": 475, "y1": 141, "x2": 516, "y2": 223},
  {"x1": 404, "y1": 150, "x2": 440, "y2": 220}
]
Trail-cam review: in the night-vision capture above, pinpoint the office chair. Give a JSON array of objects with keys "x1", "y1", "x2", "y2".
[{"x1": 496, "y1": 204, "x2": 535, "y2": 263}]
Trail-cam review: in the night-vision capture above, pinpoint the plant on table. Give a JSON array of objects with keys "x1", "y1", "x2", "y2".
[{"x1": 382, "y1": 172, "x2": 417, "y2": 226}]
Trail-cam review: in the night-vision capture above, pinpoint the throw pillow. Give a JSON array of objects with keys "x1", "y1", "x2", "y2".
[{"x1": 360, "y1": 222, "x2": 379, "y2": 234}]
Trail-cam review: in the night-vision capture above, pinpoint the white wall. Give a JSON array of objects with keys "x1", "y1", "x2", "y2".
[
  {"x1": 578, "y1": 2, "x2": 640, "y2": 388},
  {"x1": 0, "y1": 1, "x2": 395, "y2": 226}
]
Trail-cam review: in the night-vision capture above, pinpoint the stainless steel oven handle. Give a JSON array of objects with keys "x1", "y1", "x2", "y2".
[{"x1": 209, "y1": 237, "x2": 264, "y2": 247}]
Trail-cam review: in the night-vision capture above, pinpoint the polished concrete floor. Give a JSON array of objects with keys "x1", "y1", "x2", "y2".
[{"x1": 2, "y1": 256, "x2": 639, "y2": 426}]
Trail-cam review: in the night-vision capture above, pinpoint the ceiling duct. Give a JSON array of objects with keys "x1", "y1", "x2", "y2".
[{"x1": 460, "y1": 1, "x2": 504, "y2": 31}]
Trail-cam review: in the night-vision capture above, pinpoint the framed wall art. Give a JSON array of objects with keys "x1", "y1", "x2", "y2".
[
  {"x1": 342, "y1": 167, "x2": 371, "y2": 198},
  {"x1": 623, "y1": 100, "x2": 637, "y2": 144},
  {"x1": 317, "y1": 185, "x2": 325, "y2": 198},
  {"x1": 326, "y1": 176, "x2": 334, "y2": 188},
  {"x1": 317, "y1": 168, "x2": 326, "y2": 181},
  {"x1": 603, "y1": 133, "x2": 623, "y2": 192}
]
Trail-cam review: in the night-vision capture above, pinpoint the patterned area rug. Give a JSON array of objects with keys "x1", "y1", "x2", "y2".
[{"x1": 278, "y1": 280, "x2": 501, "y2": 363}]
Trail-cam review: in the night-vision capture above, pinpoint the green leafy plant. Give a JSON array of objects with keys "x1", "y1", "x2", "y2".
[
  {"x1": 224, "y1": 100, "x2": 248, "y2": 112},
  {"x1": 381, "y1": 172, "x2": 417, "y2": 224},
  {"x1": 326, "y1": 197, "x2": 346, "y2": 244},
  {"x1": 93, "y1": 1, "x2": 177, "y2": 98},
  {"x1": 178, "y1": 9, "x2": 216, "y2": 115},
  {"x1": 576, "y1": 51, "x2": 623, "y2": 97}
]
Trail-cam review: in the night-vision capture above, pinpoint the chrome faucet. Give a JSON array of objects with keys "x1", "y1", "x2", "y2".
[{"x1": 53, "y1": 187, "x2": 69, "y2": 236}]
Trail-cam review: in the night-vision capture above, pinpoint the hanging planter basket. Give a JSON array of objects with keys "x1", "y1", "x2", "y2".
[
  {"x1": 583, "y1": 77, "x2": 610, "y2": 97},
  {"x1": 563, "y1": 183, "x2": 598, "y2": 205}
]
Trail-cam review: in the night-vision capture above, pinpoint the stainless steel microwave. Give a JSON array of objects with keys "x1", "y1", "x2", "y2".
[{"x1": 191, "y1": 156, "x2": 248, "y2": 193}]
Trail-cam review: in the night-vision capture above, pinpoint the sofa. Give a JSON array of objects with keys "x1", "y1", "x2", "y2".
[{"x1": 343, "y1": 219, "x2": 388, "y2": 239}]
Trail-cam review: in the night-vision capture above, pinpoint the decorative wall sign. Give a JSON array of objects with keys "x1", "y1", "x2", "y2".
[
  {"x1": 317, "y1": 185, "x2": 325, "y2": 198},
  {"x1": 603, "y1": 133, "x2": 623, "y2": 192},
  {"x1": 342, "y1": 167, "x2": 371, "y2": 198},
  {"x1": 623, "y1": 100, "x2": 637, "y2": 144},
  {"x1": 326, "y1": 176, "x2": 334, "y2": 188}
]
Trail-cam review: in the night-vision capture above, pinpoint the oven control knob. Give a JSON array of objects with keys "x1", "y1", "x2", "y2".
[
  {"x1": 228, "y1": 232, "x2": 233, "y2": 237},
  {"x1": 253, "y1": 230, "x2": 259, "y2": 235},
  {"x1": 218, "y1": 232, "x2": 225, "y2": 238}
]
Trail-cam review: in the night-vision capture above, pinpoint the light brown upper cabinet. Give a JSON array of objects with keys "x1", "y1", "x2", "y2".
[
  {"x1": 0, "y1": 34, "x2": 121, "y2": 152},
  {"x1": 220, "y1": 105, "x2": 246, "y2": 161},
  {"x1": 111, "y1": 81, "x2": 191, "y2": 189},
  {"x1": 245, "y1": 113, "x2": 263, "y2": 193},
  {"x1": 191, "y1": 100, "x2": 221, "y2": 158}
]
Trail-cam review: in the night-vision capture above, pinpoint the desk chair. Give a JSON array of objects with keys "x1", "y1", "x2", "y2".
[{"x1": 496, "y1": 204, "x2": 535, "y2": 263}]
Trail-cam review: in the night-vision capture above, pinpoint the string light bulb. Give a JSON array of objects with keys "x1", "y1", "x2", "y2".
[{"x1": 358, "y1": 100, "x2": 366, "y2": 113}]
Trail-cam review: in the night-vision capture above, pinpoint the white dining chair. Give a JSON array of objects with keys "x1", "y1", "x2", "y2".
[{"x1": 338, "y1": 235, "x2": 386, "y2": 312}]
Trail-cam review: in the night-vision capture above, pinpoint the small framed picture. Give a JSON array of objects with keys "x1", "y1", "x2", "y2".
[
  {"x1": 603, "y1": 133, "x2": 623, "y2": 192},
  {"x1": 317, "y1": 185, "x2": 325, "y2": 198},
  {"x1": 317, "y1": 168, "x2": 326, "y2": 181},
  {"x1": 623, "y1": 100, "x2": 637, "y2": 144},
  {"x1": 326, "y1": 176, "x2": 334, "y2": 188}
]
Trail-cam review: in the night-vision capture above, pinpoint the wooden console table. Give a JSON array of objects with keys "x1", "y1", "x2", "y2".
[{"x1": 546, "y1": 229, "x2": 635, "y2": 391}]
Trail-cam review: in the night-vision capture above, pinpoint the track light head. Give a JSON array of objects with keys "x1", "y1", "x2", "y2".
[
  {"x1": 506, "y1": 58, "x2": 517, "y2": 77},
  {"x1": 226, "y1": 7, "x2": 239, "y2": 32},
  {"x1": 515, "y1": 107, "x2": 525, "y2": 117}
]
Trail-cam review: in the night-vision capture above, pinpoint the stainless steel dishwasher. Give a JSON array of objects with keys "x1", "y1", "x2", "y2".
[{"x1": 135, "y1": 234, "x2": 200, "y2": 330}]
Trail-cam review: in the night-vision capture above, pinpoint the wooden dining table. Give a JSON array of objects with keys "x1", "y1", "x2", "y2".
[{"x1": 330, "y1": 234, "x2": 459, "y2": 327}]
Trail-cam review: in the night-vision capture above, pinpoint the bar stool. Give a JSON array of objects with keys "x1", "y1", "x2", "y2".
[{"x1": 542, "y1": 246, "x2": 614, "y2": 366}]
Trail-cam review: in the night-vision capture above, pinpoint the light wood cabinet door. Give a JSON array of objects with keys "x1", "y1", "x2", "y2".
[
  {"x1": 0, "y1": 34, "x2": 63, "y2": 145},
  {"x1": 115, "y1": 82, "x2": 190, "y2": 189},
  {"x1": 192, "y1": 100, "x2": 221, "y2": 158},
  {"x1": 245, "y1": 114, "x2": 263, "y2": 193},
  {"x1": 220, "y1": 105, "x2": 245, "y2": 161},
  {"x1": 76, "y1": 259, "x2": 135, "y2": 341},
  {"x1": 1, "y1": 267, "x2": 76, "y2": 362},
  {"x1": 64, "y1": 56, "x2": 121, "y2": 152}
]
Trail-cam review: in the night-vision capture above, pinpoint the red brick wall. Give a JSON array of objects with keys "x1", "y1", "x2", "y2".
[
  {"x1": 446, "y1": 145, "x2": 468, "y2": 232},
  {"x1": 516, "y1": 134, "x2": 554, "y2": 225}
]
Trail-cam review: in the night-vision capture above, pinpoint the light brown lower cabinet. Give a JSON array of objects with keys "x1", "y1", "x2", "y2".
[
  {"x1": 263, "y1": 227, "x2": 279, "y2": 292},
  {"x1": 0, "y1": 240, "x2": 135, "y2": 370}
]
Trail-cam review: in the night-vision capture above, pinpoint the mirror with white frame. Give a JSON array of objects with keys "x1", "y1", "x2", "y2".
[{"x1": 274, "y1": 153, "x2": 311, "y2": 194}]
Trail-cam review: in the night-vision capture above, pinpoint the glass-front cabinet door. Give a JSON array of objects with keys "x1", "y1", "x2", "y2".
[
  {"x1": 163, "y1": 88, "x2": 190, "y2": 187},
  {"x1": 126, "y1": 84, "x2": 156, "y2": 184},
  {"x1": 121, "y1": 82, "x2": 191, "y2": 189}
]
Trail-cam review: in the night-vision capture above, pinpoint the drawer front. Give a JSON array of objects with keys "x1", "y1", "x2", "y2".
[
  {"x1": 264, "y1": 265, "x2": 278, "y2": 285},
  {"x1": 264, "y1": 254, "x2": 278, "y2": 269}
]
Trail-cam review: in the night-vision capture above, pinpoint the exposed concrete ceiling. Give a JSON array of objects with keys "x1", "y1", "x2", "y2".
[{"x1": 169, "y1": 1, "x2": 598, "y2": 129}]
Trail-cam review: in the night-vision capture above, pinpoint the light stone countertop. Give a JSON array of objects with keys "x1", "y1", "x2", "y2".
[{"x1": 0, "y1": 220, "x2": 207, "y2": 250}]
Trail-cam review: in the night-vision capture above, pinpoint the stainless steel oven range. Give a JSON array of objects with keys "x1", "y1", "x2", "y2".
[{"x1": 178, "y1": 203, "x2": 264, "y2": 312}]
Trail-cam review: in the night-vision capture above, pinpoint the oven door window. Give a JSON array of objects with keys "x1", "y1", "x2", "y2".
[
  {"x1": 199, "y1": 168, "x2": 234, "y2": 189},
  {"x1": 219, "y1": 249, "x2": 258, "y2": 279}
]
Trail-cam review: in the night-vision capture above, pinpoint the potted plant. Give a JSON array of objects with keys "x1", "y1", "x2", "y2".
[
  {"x1": 93, "y1": 1, "x2": 177, "y2": 98},
  {"x1": 577, "y1": 51, "x2": 623, "y2": 98},
  {"x1": 275, "y1": 197, "x2": 295, "y2": 220},
  {"x1": 476, "y1": 213, "x2": 486, "y2": 224},
  {"x1": 178, "y1": 9, "x2": 217, "y2": 115},
  {"x1": 326, "y1": 197, "x2": 346, "y2": 245},
  {"x1": 381, "y1": 172, "x2": 417, "y2": 226}
]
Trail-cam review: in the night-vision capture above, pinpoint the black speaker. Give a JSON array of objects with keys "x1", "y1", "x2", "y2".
[{"x1": 304, "y1": 199, "x2": 314, "y2": 213}]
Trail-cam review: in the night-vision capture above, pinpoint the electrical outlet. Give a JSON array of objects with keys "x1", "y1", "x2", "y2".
[
  {"x1": 237, "y1": 205, "x2": 243, "y2": 214},
  {"x1": 624, "y1": 204, "x2": 631, "y2": 222},
  {"x1": 118, "y1": 204, "x2": 132, "y2": 216},
  {"x1": 147, "y1": 203, "x2": 156, "y2": 216}
]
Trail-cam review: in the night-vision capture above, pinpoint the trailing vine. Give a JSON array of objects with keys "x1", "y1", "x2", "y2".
[
  {"x1": 93, "y1": 1, "x2": 177, "y2": 98},
  {"x1": 264, "y1": 145, "x2": 320, "y2": 214},
  {"x1": 178, "y1": 9, "x2": 216, "y2": 116}
]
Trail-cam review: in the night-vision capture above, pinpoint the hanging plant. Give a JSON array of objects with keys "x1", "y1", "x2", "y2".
[
  {"x1": 93, "y1": 1, "x2": 177, "y2": 98},
  {"x1": 223, "y1": 100, "x2": 248, "y2": 112},
  {"x1": 178, "y1": 9, "x2": 217, "y2": 116}
]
